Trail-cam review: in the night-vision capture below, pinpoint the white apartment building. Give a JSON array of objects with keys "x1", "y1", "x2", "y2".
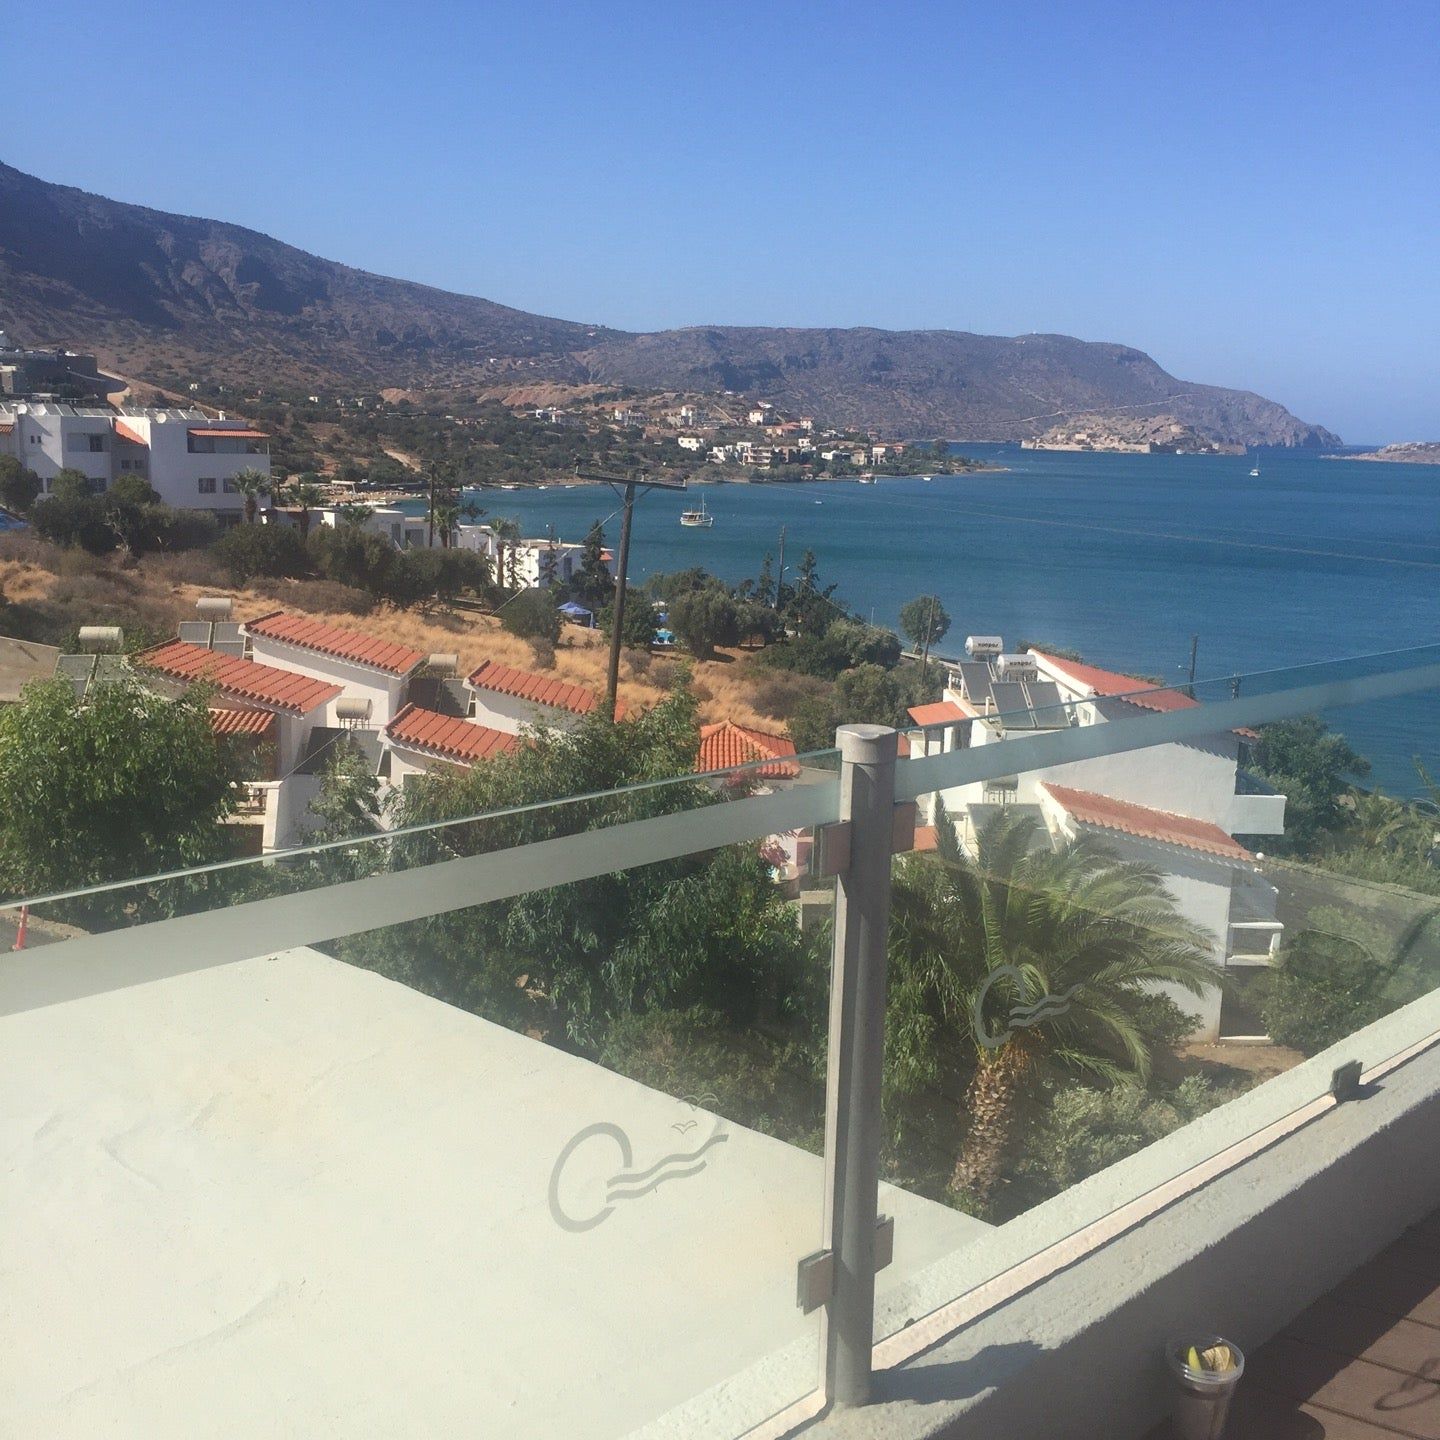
[
  {"x1": 909, "y1": 644, "x2": 1288, "y2": 1042},
  {"x1": 454, "y1": 524, "x2": 592, "y2": 590},
  {"x1": 0, "y1": 402, "x2": 270, "y2": 519}
]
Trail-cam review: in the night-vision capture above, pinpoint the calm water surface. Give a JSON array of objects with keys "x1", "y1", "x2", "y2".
[{"x1": 415, "y1": 447, "x2": 1439, "y2": 792}]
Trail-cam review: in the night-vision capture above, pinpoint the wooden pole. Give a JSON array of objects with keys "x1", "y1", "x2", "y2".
[{"x1": 604, "y1": 481, "x2": 637, "y2": 721}]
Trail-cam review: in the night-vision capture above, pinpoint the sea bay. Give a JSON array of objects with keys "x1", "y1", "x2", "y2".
[{"x1": 417, "y1": 447, "x2": 1438, "y2": 794}]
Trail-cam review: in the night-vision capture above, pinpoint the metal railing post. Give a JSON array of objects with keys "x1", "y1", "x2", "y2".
[{"x1": 820, "y1": 724, "x2": 898, "y2": 1407}]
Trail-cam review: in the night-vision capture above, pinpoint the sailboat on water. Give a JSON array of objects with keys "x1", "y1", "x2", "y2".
[{"x1": 1249, "y1": 453, "x2": 1261, "y2": 478}]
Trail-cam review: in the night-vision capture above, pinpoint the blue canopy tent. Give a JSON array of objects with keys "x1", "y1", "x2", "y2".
[{"x1": 558, "y1": 601, "x2": 594, "y2": 628}]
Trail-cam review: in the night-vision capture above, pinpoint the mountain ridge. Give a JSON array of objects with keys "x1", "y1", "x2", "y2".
[{"x1": 0, "y1": 160, "x2": 1339, "y2": 446}]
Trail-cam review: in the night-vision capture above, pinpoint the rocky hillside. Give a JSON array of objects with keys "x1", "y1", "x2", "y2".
[{"x1": 0, "y1": 160, "x2": 1339, "y2": 446}]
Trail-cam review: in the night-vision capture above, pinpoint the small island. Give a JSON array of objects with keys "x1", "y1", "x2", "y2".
[
  {"x1": 1345, "y1": 441, "x2": 1440, "y2": 465},
  {"x1": 1021, "y1": 412, "x2": 1243, "y2": 456}
]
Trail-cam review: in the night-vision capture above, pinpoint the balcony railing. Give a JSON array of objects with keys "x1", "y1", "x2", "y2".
[{"x1": 4, "y1": 643, "x2": 1440, "y2": 1439}]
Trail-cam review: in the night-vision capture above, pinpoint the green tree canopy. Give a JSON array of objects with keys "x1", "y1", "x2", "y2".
[
  {"x1": 109, "y1": 473, "x2": 160, "y2": 506},
  {"x1": 0, "y1": 677, "x2": 243, "y2": 911},
  {"x1": 667, "y1": 584, "x2": 741, "y2": 659},
  {"x1": 599, "y1": 588, "x2": 656, "y2": 649},
  {"x1": 0, "y1": 455, "x2": 42, "y2": 514},
  {"x1": 899, "y1": 594, "x2": 952, "y2": 673},
  {"x1": 1247, "y1": 715, "x2": 1370, "y2": 853},
  {"x1": 339, "y1": 677, "x2": 812, "y2": 1050},
  {"x1": 49, "y1": 468, "x2": 95, "y2": 502}
]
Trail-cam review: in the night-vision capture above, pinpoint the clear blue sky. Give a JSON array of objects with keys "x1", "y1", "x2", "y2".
[{"x1": 6, "y1": 0, "x2": 1436, "y2": 441}]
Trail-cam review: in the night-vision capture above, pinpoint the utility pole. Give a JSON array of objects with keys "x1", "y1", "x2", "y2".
[
  {"x1": 427, "y1": 470, "x2": 436, "y2": 549},
  {"x1": 574, "y1": 464, "x2": 688, "y2": 720},
  {"x1": 776, "y1": 525, "x2": 787, "y2": 610},
  {"x1": 920, "y1": 594, "x2": 937, "y2": 679},
  {"x1": 1187, "y1": 634, "x2": 1199, "y2": 699}
]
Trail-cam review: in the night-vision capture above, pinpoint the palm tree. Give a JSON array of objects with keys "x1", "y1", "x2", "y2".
[
  {"x1": 434, "y1": 504, "x2": 460, "y2": 549},
  {"x1": 290, "y1": 478, "x2": 326, "y2": 539},
  {"x1": 230, "y1": 468, "x2": 272, "y2": 525},
  {"x1": 492, "y1": 516, "x2": 522, "y2": 590},
  {"x1": 888, "y1": 808, "x2": 1215, "y2": 1209}
]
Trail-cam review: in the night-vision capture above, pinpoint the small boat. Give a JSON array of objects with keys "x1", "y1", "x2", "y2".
[
  {"x1": 679, "y1": 495, "x2": 715, "y2": 528},
  {"x1": 1249, "y1": 459, "x2": 1261, "y2": 478},
  {"x1": 857, "y1": 475, "x2": 877, "y2": 485}
]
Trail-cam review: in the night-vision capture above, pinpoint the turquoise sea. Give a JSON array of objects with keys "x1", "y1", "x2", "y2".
[{"x1": 419, "y1": 447, "x2": 1439, "y2": 794}]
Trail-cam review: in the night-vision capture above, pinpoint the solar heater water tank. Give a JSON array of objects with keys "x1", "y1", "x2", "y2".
[
  {"x1": 335, "y1": 697, "x2": 374, "y2": 724},
  {"x1": 196, "y1": 596, "x2": 233, "y2": 621},
  {"x1": 995, "y1": 653, "x2": 1039, "y2": 682},
  {"x1": 965, "y1": 635, "x2": 1004, "y2": 659},
  {"x1": 77, "y1": 626, "x2": 123, "y2": 653}
]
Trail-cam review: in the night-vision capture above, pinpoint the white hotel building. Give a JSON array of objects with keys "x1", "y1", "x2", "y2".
[
  {"x1": 909, "y1": 644, "x2": 1289, "y2": 1042},
  {"x1": 0, "y1": 402, "x2": 270, "y2": 520}
]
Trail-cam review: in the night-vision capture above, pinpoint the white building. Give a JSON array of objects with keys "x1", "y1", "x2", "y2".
[
  {"x1": 244, "y1": 613, "x2": 425, "y2": 730},
  {"x1": 677, "y1": 435, "x2": 705, "y2": 452},
  {"x1": 138, "y1": 636, "x2": 345, "y2": 853},
  {"x1": 0, "y1": 402, "x2": 270, "y2": 520},
  {"x1": 466, "y1": 660, "x2": 611, "y2": 734},
  {"x1": 909, "y1": 646, "x2": 1288, "y2": 1041}
]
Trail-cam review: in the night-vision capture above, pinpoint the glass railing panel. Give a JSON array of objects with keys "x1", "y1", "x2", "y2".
[
  {"x1": 1, "y1": 757, "x2": 840, "y2": 1439},
  {"x1": 874, "y1": 646, "x2": 1440, "y2": 1349}
]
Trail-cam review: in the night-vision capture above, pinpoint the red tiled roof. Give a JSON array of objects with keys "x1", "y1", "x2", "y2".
[
  {"x1": 697, "y1": 720, "x2": 799, "y2": 778},
  {"x1": 208, "y1": 706, "x2": 278, "y2": 738},
  {"x1": 0, "y1": 423, "x2": 13, "y2": 436},
  {"x1": 466, "y1": 659, "x2": 605, "y2": 717},
  {"x1": 1042, "y1": 782, "x2": 1254, "y2": 862},
  {"x1": 912, "y1": 824, "x2": 939, "y2": 853},
  {"x1": 908, "y1": 700, "x2": 969, "y2": 727},
  {"x1": 113, "y1": 420, "x2": 148, "y2": 446},
  {"x1": 139, "y1": 640, "x2": 341, "y2": 714},
  {"x1": 188, "y1": 427, "x2": 268, "y2": 440},
  {"x1": 386, "y1": 703, "x2": 519, "y2": 765},
  {"x1": 1031, "y1": 651, "x2": 1198, "y2": 716},
  {"x1": 246, "y1": 612, "x2": 425, "y2": 676},
  {"x1": 1033, "y1": 651, "x2": 1259, "y2": 740}
]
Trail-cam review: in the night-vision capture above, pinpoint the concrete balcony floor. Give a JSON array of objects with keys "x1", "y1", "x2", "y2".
[{"x1": 1149, "y1": 1211, "x2": 1440, "y2": 1438}]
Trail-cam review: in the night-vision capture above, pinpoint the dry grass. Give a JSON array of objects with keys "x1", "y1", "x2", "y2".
[{"x1": 0, "y1": 539, "x2": 796, "y2": 731}]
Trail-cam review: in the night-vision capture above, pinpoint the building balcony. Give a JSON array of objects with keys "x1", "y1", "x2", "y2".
[{"x1": 4, "y1": 644, "x2": 1439, "y2": 1439}]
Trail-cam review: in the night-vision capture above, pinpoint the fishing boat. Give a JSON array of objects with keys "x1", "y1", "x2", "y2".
[
  {"x1": 679, "y1": 495, "x2": 715, "y2": 528},
  {"x1": 857, "y1": 475, "x2": 877, "y2": 485}
]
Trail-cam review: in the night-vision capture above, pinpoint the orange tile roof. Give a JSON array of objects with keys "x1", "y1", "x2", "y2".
[
  {"x1": 140, "y1": 640, "x2": 341, "y2": 714},
  {"x1": 113, "y1": 420, "x2": 148, "y2": 446},
  {"x1": 908, "y1": 700, "x2": 969, "y2": 727},
  {"x1": 188, "y1": 427, "x2": 269, "y2": 440},
  {"x1": 208, "y1": 706, "x2": 278, "y2": 738},
  {"x1": 246, "y1": 612, "x2": 425, "y2": 676},
  {"x1": 1042, "y1": 782, "x2": 1254, "y2": 862},
  {"x1": 697, "y1": 720, "x2": 799, "y2": 778},
  {"x1": 466, "y1": 659, "x2": 605, "y2": 717},
  {"x1": 386, "y1": 703, "x2": 519, "y2": 765},
  {"x1": 1031, "y1": 651, "x2": 1198, "y2": 716},
  {"x1": 911, "y1": 824, "x2": 939, "y2": 852}
]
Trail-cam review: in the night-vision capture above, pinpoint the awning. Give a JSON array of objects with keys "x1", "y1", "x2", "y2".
[{"x1": 188, "y1": 428, "x2": 268, "y2": 440}]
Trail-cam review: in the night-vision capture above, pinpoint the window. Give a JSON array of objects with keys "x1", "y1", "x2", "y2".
[
  {"x1": 188, "y1": 435, "x2": 216, "y2": 454},
  {"x1": 88, "y1": 434, "x2": 106, "y2": 453},
  {"x1": 198, "y1": 477, "x2": 217, "y2": 495},
  {"x1": 222, "y1": 477, "x2": 238, "y2": 494}
]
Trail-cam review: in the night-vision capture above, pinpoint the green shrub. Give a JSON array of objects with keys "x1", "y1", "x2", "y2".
[
  {"x1": 214, "y1": 523, "x2": 312, "y2": 583},
  {"x1": 500, "y1": 588, "x2": 561, "y2": 643},
  {"x1": 1258, "y1": 907, "x2": 1409, "y2": 1054}
]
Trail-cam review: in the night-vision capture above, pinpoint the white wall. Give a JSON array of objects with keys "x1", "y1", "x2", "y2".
[
  {"x1": 467, "y1": 687, "x2": 584, "y2": 736},
  {"x1": 246, "y1": 635, "x2": 412, "y2": 728}
]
